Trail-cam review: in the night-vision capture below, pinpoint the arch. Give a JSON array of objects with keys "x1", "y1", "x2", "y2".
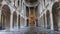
[
  {"x1": 52, "y1": 2, "x2": 59, "y2": 31},
  {"x1": 1, "y1": 5, "x2": 11, "y2": 31},
  {"x1": 46, "y1": 10, "x2": 50, "y2": 29},
  {"x1": 13, "y1": 11, "x2": 17, "y2": 28}
]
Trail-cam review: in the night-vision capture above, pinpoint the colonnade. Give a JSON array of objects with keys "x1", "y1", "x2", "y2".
[
  {"x1": 10, "y1": 12, "x2": 20, "y2": 30},
  {"x1": 38, "y1": 10, "x2": 54, "y2": 31},
  {"x1": 0, "y1": 0, "x2": 60, "y2": 32}
]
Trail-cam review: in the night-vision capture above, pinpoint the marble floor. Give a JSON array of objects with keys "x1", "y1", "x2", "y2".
[{"x1": 0, "y1": 27, "x2": 60, "y2": 34}]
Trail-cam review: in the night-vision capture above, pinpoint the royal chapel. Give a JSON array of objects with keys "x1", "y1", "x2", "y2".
[{"x1": 0, "y1": 0, "x2": 60, "y2": 34}]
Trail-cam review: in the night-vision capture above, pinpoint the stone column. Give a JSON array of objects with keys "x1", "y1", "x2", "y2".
[
  {"x1": 40, "y1": 17, "x2": 42, "y2": 27},
  {"x1": 24, "y1": 5, "x2": 26, "y2": 27},
  {"x1": 17, "y1": 14, "x2": 18, "y2": 29},
  {"x1": 0, "y1": 10, "x2": 2, "y2": 30},
  {"x1": 25, "y1": 18, "x2": 27, "y2": 26},
  {"x1": 45, "y1": 12, "x2": 47, "y2": 28},
  {"x1": 3, "y1": 14, "x2": 5, "y2": 29},
  {"x1": 10, "y1": 13, "x2": 13, "y2": 30},
  {"x1": 1, "y1": 14, "x2": 3, "y2": 29},
  {"x1": 42, "y1": 15, "x2": 44, "y2": 28},
  {"x1": 0, "y1": 10, "x2": 1, "y2": 24},
  {"x1": 41, "y1": 15, "x2": 44, "y2": 27},
  {"x1": 29, "y1": 7, "x2": 30, "y2": 26},
  {"x1": 50, "y1": 11, "x2": 54, "y2": 30}
]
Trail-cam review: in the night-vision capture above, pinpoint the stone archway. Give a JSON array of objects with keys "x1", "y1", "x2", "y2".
[
  {"x1": 52, "y1": 2, "x2": 59, "y2": 31},
  {"x1": 13, "y1": 11, "x2": 17, "y2": 29},
  {"x1": 1, "y1": 5, "x2": 11, "y2": 31}
]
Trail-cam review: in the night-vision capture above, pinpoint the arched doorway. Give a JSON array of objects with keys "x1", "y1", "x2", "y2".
[
  {"x1": 52, "y1": 2, "x2": 59, "y2": 31},
  {"x1": 46, "y1": 10, "x2": 51, "y2": 29},
  {"x1": 13, "y1": 12, "x2": 17, "y2": 29},
  {"x1": 1, "y1": 5, "x2": 11, "y2": 31}
]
